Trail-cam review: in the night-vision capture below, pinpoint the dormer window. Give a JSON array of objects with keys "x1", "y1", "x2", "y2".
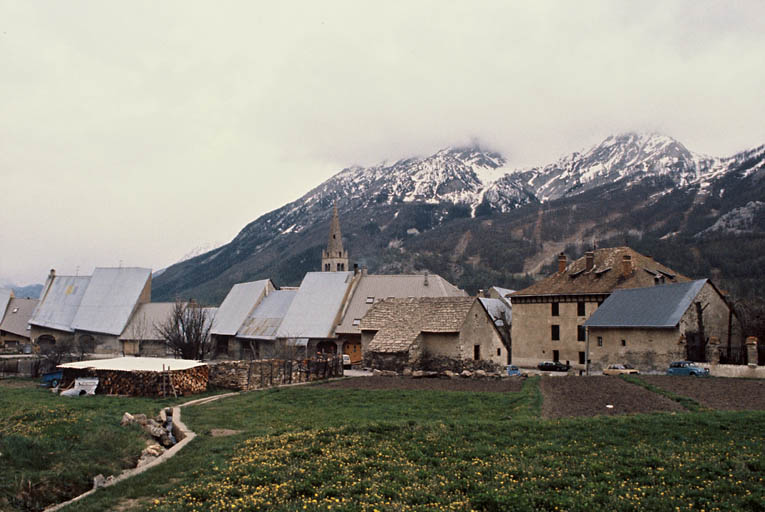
[
  {"x1": 352, "y1": 318, "x2": 361, "y2": 326},
  {"x1": 366, "y1": 297, "x2": 375, "y2": 304}
]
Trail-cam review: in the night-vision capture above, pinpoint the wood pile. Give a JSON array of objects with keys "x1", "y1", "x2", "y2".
[
  {"x1": 60, "y1": 365, "x2": 208, "y2": 397},
  {"x1": 209, "y1": 356, "x2": 342, "y2": 391}
]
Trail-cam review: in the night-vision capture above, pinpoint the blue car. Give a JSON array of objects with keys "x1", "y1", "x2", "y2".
[
  {"x1": 667, "y1": 361, "x2": 710, "y2": 377},
  {"x1": 41, "y1": 370, "x2": 63, "y2": 388},
  {"x1": 506, "y1": 365, "x2": 521, "y2": 376}
]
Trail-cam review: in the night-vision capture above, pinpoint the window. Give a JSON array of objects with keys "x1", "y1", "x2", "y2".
[
  {"x1": 474, "y1": 345, "x2": 481, "y2": 360},
  {"x1": 577, "y1": 301, "x2": 586, "y2": 316},
  {"x1": 324, "y1": 263, "x2": 331, "y2": 271},
  {"x1": 597, "y1": 336, "x2": 603, "y2": 347},
  {"x1": 577, "y1": 325, "x2": 586, "y2": 342},
  {"x1": 497, "y1": 348, "x2": 501, "y2": 357},
  {"x1": 579, "y1": 351, "x2": 585, "y2": 364},
  {"x1": 621, "y1": 339, "x2": 626, "y2": 347},
  {"x1": 365, "y1": 296, "x2": 375, "y2": 304},
  {"x1": 338, "y1": 263, "x2": 345, "y2": 271},
  {"x1": 551, "y1": 325, "x2": 560, "y2": 341},
  {"x1": 352, "y1": 318, "x2": 361, "y2": 326},
  {"x1": 551, "y1": 302, "x2": 559, "y2": 316},
  {"x1": 552, "y1": 350, "x2": 560, "y2": 362}
]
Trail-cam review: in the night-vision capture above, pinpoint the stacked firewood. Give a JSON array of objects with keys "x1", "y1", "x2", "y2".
[
  {"x1": 60, "y1": 365, "x2": 209, "y2": 397},
  {"x1": 208, "y1": 357, "x2": 342, "y2": 391}
]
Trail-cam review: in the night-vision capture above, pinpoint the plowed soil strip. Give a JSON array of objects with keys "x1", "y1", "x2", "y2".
[
  {"x1": 540, "y1": 376, "x2": 684, "y2": 418},
  {"x1": 639, "y1": 376, "x2": 765, "y2": 411}
]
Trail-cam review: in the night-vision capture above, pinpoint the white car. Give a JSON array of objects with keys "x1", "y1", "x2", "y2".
[{"x1": 342, "y1": 354, "x2": 352, "y2": 369}]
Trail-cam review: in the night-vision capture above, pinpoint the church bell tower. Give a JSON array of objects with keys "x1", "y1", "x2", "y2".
[{"x1": 322, "y1": 203, "x2": 349, "y2": 272}]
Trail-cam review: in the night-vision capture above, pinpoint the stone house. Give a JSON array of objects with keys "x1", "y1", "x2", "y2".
[
  {"x1": 29, "y1": 267, "x2": 152, "y2": 354},
  {"x1": 584, "y1": 279, "x2": 743, "y2": 372},
  {"x1": 359, "y1": 297, "x2": 507, "y2": 372},
  {"x1": 335, "y1": 271, "x2": 466, "y2": 364},
  {"x1": 511, "y1": 247, "x2": 690, "y2": 372},
  {"x1": 0, "y1": 292, "x2": 38, "y2": 351}
]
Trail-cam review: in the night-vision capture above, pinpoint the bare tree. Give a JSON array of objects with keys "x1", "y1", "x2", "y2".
[{"x1": 155, "y1": 300, "x2": 215, "y2": 360}]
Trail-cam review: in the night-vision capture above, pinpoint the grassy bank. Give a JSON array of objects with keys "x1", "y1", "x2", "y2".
[{"x1": 0, "y1": 379, "x2": 221, "y2": 511}]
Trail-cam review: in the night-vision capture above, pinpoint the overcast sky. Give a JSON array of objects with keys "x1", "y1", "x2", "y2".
[{"x1": 2, "y1": 1, "x2": 764, "y2": 285}]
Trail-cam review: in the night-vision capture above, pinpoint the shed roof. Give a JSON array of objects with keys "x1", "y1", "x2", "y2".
[
  {"x1": 119, "y1": 302, "x2": 177, "y2": 341},
  {"x1": 0, "y1": 288, "x2": 12, "y2": 322},
  {"x1": 211, "y1": 280, "x2": 272, "y2": 336},
  {"x1": 70, "y1": 267, "x2": 151, "y2": 335},
  {"x1": 30, "y1": 275, "x2": 92, "y2": 332},
  {"x1": 584, "y1": 279, "x2": 708, "y2": 329},
  {"x1": 237, "y1": 289, "x2": 297, "y2": 340},
  {"x1": 277, "y1": 272, "x2": 354, "y2": 339},
  {"x1": 513, "y1": 247, "x2": 689, "y2": 297},
  {"x1": 0, "y1": 298, "x2": 38, "y2": 338},
  {"x1": 336, "y1": 273, "x2": 465, "y2": 334},
  {"x1": 478, "y1": 298, "x2": 512, "y2": 327},
  {"x1": 59, "y1": 356, "x2": 205, "y2": 372}
]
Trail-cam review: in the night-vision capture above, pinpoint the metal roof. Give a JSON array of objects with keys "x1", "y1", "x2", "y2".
[
  {"x1": 237, "y1": 289, "x2": 297, "y2": 340},
  {"x1": 0, "y1": 288, "x2": 12, "y2": 323},
  {"x1": 584, "y1": 279, "x2": 708, "y2": 329},
  {"x1": 71, "y1": 268, "x2": 151, "y2": 335},
  {"x1": 478, "y1": 298, "x2": 512, "y2": 326},
  {"x1": 277, "y1": 272, "x2": 354, "y2": 339},
  {"x1": 0, "y1": 298, "x2": 37, "y2": 338},
  {"x1": 119, "y1": 302, "x2": 177, "y2": 341},
  {"x1": 211, "y1": 280, "x2": 272, "y2": 336},
  {"x1": 30, "y1": 275, "x2": 92, "y2": 332},
  {"x1": 336, "y1": 273, "x2": 465, "y2": 334}
]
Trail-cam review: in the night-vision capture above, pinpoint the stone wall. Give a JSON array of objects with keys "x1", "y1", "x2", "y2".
[{"x1": 208, "y1": 356, "x2": 343, "y2": 391}]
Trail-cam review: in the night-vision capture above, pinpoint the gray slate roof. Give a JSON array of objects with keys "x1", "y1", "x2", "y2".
[
  {"x1": 0, "y1": 288, "x2": 12, "y2": 323},
  {"x1": 478, "y1": 298, "x2": 512, "y2": 327},
  {"x1": 211, "y1": 280, "x2": 272, "y2": 336},
  {"x1": 336, "y1": 273, "x2": 465, "y2": 334},
  {"x1": 584, "y1": 279, "x2": 708, "y2": 329},
  {"x1": 30, "y1": 275, "x2": 92, "y2": 332},
  {"x1": 277, "y1": 272, "x2": 354, "y2": 339},
  {"x1": 0, "y1": 298, "x2": 38, "y2": 338},
  {"x1": 70, "y1": 268, "x2": 151, "y2": 335},
  {"x1": 237, "y1": 290, "x2": 297, "y2": 340}
]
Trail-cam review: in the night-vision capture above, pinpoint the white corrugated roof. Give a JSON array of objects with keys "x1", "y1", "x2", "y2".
[
  {"x1": 0, "y1": 288, "x2": 12, "y2": 324},
  {"x1": 59, "y1": 356, "x2": 205, "y2": 372},
  {"x1": 30, "y1": 276, "x2": 92, "y2": 332},
  {"x1": 277, "y1": 272, "x2": 354, "y2": 339},
  {"x1": 237, "y1": 289, "x2": 296, "y2": 340},
  {"x1": 211, "y1": 280, "x2": 272, "y2": 336},
  {"x1": 71, "y1": 268, "x2": 151, "y2": 335}
]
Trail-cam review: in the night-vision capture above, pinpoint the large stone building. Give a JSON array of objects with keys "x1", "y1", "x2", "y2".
[
  {"x1": 359, "y1": 297, "x2": 507, "y2": 372},
  {"x1": 585, "y1": 279, "x2": 743, "y2": 371},
  {"x1": 511, "y1": 247, "x2": 691, "y2": 372}
]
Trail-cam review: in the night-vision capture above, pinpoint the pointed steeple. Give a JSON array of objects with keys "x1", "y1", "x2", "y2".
[{"x1": 321, "y1": 203, "x2": 349, "y2": 272}]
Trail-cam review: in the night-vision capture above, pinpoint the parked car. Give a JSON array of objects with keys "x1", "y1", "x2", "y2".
[
  {"x1": 342, "y1": 354, "x2": 352, "y2": 369},
  {"x1": 40, "y1": 370, "x2": 63, "y2": 388},
  {"x1": 603, "y1": 364, "x2": 639, "y2": 376},
  {"x1": 506, "y1": 365, "x2": 521, "y2": 376},
  {"x1": 537, "y1": 361, "x2": 571, "y2": 372},
  {"x1": 667, "y1": 361, "x2": 710, "y2": 377}
]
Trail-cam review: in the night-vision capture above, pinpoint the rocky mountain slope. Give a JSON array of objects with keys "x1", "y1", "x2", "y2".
[{"x1": 153, "y1": 133, "x2": 765, "y2": 304}]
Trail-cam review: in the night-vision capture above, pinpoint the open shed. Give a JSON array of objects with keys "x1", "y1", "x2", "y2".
[{"x1": 58, "y1": 357, "x2": 208, "y2": 397}]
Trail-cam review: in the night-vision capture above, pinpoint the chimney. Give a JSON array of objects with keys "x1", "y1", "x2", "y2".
[
  {"x1": 424, "y1": 271, "x2": 429, "y2": 286},
  {"x1": 621, "y1": 254, "x2": 633, "y2": 277},
  {"x1": 353, "y1": 263, "x2": 359, "y2": 275},
  {"x1": 49, "y1": 269, "x2": 56, "y2": 279},
  {"x1": 557, "y1": 253, "x2": 567, "y2": 273},
  {"x1": 585, "y1": 251, "x2": 594, "y2": 272},
  {"x1": 361, "y1": 265, "x2": 368, "y2": 276}
]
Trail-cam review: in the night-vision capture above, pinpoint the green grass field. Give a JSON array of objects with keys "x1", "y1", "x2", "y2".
[{"x1": 2, "y1": 377, "x2": 764, "y2": 512}]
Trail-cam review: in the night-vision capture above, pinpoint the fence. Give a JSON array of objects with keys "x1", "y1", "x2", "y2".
[{"x1": 208, "y1": 356, "x2": 343, "y2": 391}]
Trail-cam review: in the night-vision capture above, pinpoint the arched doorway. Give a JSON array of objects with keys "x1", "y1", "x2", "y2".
[
  {"x1": 37, "y1": 335, "x2": 56, "y2": 351},
  {"x1": 316, "y1": 340, "x2": 337, "y2": 355}
]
